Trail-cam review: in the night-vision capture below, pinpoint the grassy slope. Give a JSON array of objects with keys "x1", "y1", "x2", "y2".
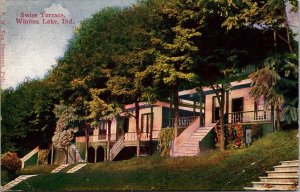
[{"x1": 13, "y1": 130, "x2": 298, "y2": 191}]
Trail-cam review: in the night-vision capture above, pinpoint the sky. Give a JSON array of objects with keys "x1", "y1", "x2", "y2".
[{"x1": 1, "y1": 0, "x2": 136, "y2": 88}]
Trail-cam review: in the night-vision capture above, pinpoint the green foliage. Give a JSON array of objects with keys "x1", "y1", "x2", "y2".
[
  {"x1": 37, "y1": 149, "x2": 50, "y2": 165},
  {"x1": 250, "y1": 53, "x2": 298, "y2": 123},
  {"x1": 1, "y1": 78, "x2": 58, "y2": 155},
  {"x1": 215, "y1": 123, "x2": 263, "y2": 149},
  {"x1": 158, "y1": 128, "x2": 174, "y2": 156},
  {"x1": 1, "y1": 152, "x2": 22, "y2": 173}
]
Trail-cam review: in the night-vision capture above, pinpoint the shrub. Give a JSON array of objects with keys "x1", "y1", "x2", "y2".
[
  {"x1": 38, "y1": 149, "x2": 50, "y2": 164},
  {"x1": 215, "y1": 123, "x2": 262, "y2": 149},
  {"x1": 158, "y1": 128, "x2": 174, "y2": 156},
  {"x1": 1, "y1": 152, "x2": 22, "y2": 173}
]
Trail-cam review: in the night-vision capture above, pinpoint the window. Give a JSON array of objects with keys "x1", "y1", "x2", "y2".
[
  {"x1": 141, "y1": 113, "x2": 152, "y2": 134},
  {"x1": 212, "y1": 96, "x2": 220, "y2": 122},
  {"x1": 98, "y1": 120, "x2": 107, "y2": 139}
]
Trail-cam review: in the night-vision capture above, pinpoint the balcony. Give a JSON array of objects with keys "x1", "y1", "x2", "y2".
[{"x1": 228, "y1": 110, "x2": 272, "y2": 124}]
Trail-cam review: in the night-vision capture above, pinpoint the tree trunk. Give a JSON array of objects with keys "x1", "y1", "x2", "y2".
[
  {"x1": 135, "y1": 101, "x2": 140, "y2": 157},
  {"x1": 149, "y1": 105, "x2": 153, "y2": 155},
  {"x1": 172, "y1": 87, "x2": 179, "y2": 139},
  {"x1": 273, "y1": 30, "x2": 277, "y2": 52},
  {"x1": 219, "y1": 88, "x2": 226, "y2": 151},
  {"x1": 84, "y1": 124, "x2": 89, "y2": 162},
  {"x1": 65, "y1": 148, "x2": 68, "y2": 164},
  {"x1": 283, "y1": 5, "x2": 293, "y2": 53},
  {"x1": 211, "y1": 84, "x2": 226, "y2": 151},
  {"x1": 107, "y1": 120, "x2": 112, "y2": 161},
  {"x1": 276, "y1": 106, "x2": 281, "y2": 130}
]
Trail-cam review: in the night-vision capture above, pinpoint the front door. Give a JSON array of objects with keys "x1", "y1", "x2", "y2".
[
  {"x1": 141, "y1": 113, "x2": 152, "y2": 137},
  {"x1": 212, "y1": 96, "x2": 220, "y2": 122},
  {"x1": 232, "y1": 97, "x2": 244, "y2": 122}
]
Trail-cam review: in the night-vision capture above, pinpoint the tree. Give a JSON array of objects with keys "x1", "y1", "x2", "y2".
[
  {"x1": 52, "y1": 102, "x2": 82, "y2": 163},
  {"x1": 250, "y1": 53, "x2": 298, "y2": 129},
  {"x1": 223, "y1": 0, "x2": 298, "y2": 128},
  {"x1": 1, "y1": 78, "x2": 58, "y2": 155},
  {"x1": 86, "y1": 88, "x2": 122, "y2": 160},
  {"x1": 137, "y1": 0, "x2": 197, "y2": 139}
]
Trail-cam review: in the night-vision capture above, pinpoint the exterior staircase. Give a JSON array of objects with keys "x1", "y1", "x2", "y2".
[
  {"x1": 244, "y1": 160, "x2": 299, "y2": 191},
  {"x1": 109, "y1": 136, "x2": 125, "y2": 161},
  {"x1": 68, "y1": 144, "x2": 84, "y2": 164},
  {"x1": 20, "y1": 146, "x2": 39, "y2": 168},
  {"x1": 171, "y1": 117, "x2": 217, "y2": 157}
]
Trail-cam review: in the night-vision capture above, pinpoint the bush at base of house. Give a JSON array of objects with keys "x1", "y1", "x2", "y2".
[
  {"x1": 38, "y1": 149, "x2": 50, "y2": 164},
  {"x1": 158, "y1": 128, "x2": 174, "y2": 156},
  {"x1": 1, "y1": 152, "x2": 22, "y2": 174},
  {"x1": 214, "y1": 123, "x2": 262, "y2": 149}
]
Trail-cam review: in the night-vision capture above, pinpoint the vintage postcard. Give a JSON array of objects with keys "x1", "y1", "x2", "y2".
[{"x1": 1, "y1": 0, "x2": 299, "y2": 191}]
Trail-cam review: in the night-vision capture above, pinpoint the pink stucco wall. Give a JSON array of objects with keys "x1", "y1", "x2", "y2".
[{"x1": 205, "y1": 80, "x2": 255, "y2": 125}]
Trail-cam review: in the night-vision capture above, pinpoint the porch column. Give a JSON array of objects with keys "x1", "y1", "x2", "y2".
[
  {"x1": 198, "y1": 88, "x2": 204, "y2": 127},
  {"x1": 225, "y1": 90, "x2": 229, "y2": 124},
  {"x1": 149, "y1": 105, "x2": 153, "y2": 155},
  {"x1": 271, "y1": 105, "x2": 275, "y2": 131},
  {"x1": 51, "y1": 143, "x2": 54, "y2": 164},
  {"x1": 94, "y1": 147, "x2": 97, "y2": 163},
  {"x1": 169, "y1": 91, "x2": 173, "y2": 127}
]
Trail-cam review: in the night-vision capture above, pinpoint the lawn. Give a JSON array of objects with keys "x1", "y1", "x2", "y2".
[{"x1": 12, "y1": 129, "x2": 298, "y2": 191}]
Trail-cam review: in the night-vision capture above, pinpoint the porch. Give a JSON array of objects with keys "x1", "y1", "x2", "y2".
[{"x1": 227, "y1": 110, "x2": 273, "y2": 124}]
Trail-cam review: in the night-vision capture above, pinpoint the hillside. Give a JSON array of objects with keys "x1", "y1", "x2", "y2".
[{"x1": 13, "y1": 130, "x2": 298, "y2": 191}]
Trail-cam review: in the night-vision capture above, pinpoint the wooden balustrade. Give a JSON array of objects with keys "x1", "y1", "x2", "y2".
[
  {"x1": 228, "y1": 110, "x2": 272, "y2": 123},
  {"x1": 170, "y1": 116, "x2": 197, "y2": 128}
]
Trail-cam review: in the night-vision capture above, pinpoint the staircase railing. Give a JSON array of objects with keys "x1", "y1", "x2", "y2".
[
  {"x1": 109, "y1": 135, "x2": 125, "y2": 161},
  {"x1": 172, "y1": 117, "x2": 200, "y2": 156},
  {"x1": 170, "y1": 116, "x2": 197, "y2": 128},
  {"x1": 21, "y1": 146, "x2": 39, "y2": 169}
]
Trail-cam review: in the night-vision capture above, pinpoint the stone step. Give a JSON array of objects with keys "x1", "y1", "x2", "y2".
[
  {"x1": 181, "y1": 144, "x2": 199, "y2": 147},
  {"x1": 196, "y1": 127, "x2": 212, "y2": 130},
  {"x1": 280, "y1": 160, "x2": 299, "y2": 166},
  {"x1": 184, "y1": 139, "x2": 199, "y2": 143},
  {"x1": 192, "y1": 133, "x2": 207, "y2": 137},
  {"x1": 273, "y1": 165, "x2": 299, "y2": 172},
  {"x1": 3, "y1": 175, "x2": 37, "y2": 190},
  {"x1": 252, "y1": 182, "x2": 296, "y2": 190},
  {"x1": 175, "y1": 150, "x2": 198, "y2": 154},
  {"x1": 244, "y1": 186, "x2": 288, "y2": 191},
  {"x1": 190, "y1": 134, "x2": 206, "y2": 138},
  {"x1": 259, "y1": 176, "x2": 299, "y2": 183},
  {"x1": 179, "y1": 145, "x2": 198, "y2": 150},
  {"x1": 266, "y1": 170, "x2": 299, "y2": 177},
  {"x1": 67, "y1": 163, "x2": 87, "y2": 173},
  {"x1": 174, "y1": 153, "x2": 196, "y2": 157},
  {"x1": 51, "y1": 164, "x2": 70, "y2": 173},
  {"x1": 187, "y1": 137, "x2": 202, "y2": 141},
  {"x1": 177, "y1": 148, "x2": 199, "y2": 153}
]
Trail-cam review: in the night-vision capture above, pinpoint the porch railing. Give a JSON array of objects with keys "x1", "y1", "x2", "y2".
[
  {"x1": 76, "y1": 130, "x2": 160, "y2": 143},
  {"x1": 170, "y1": 116, "x2": 197, "y2": 128},
  {"x1": 124, "y1": 130, "x2": 160, "y2": 141},
  {"x1": 228, "y1": 110, "x2": 272, "y2": 123}
]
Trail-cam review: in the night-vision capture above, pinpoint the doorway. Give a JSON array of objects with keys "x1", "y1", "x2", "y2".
[
  {"x1": 87, "y1": 147, "x2": 95, "y2": 163},
  {"x1": 212, "y1": 96, "x2": 220, "y2": 122},
  {"x1": 141, "y1": 113, "x2": 152, "y2": 136},
  {"x1": 232, "y1": 97, "x2": 244, "y2": 122},
  {"x1": 96, "y1": 147, "x2": 105, "y2": 162}
]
